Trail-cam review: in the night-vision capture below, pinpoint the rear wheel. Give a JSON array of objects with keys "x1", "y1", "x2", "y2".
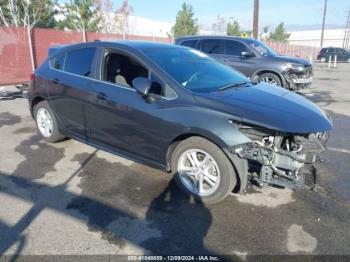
[
  {"x1": 320, "y1": 57, "x2": 327, "y2": 63},
  {"x1": 171, "y1": 137, "x2": 236, "y2": 204},
  {"x1": 34, "y1": 101, "x2": 65, "y2": 143},
  {"x1": 258, "y1": 72, "x2": 282, "y2": 86}
]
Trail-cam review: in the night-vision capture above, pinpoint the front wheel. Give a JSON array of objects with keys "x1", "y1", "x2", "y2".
[
  {"x1": 171, "y1": 137, "x2": 237, "y2": 204},
  {"x1": 258, "y1": 73, "x2": 282, "y2": 86},
  {"x1": 34, "y1": 100, "x2": 65, "y2": 143}
]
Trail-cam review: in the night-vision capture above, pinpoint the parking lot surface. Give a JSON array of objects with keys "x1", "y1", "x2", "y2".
[{"x1": 1, "y1": 63, "x2": 350, "y2": 260}]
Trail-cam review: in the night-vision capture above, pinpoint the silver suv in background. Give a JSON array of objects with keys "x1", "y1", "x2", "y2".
[{"x1": 176, "y1": 36, "x2": 313, "y2": 90}]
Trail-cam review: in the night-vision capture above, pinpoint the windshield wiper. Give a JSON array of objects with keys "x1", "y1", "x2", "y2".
[{"x1": 218, "y1": 80, "x2": 254, "y2": 91}]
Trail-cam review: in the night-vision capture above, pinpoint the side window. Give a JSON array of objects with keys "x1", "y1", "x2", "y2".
[
  {"x1": 64, "y1": 47, "x2": 96, "y2": 77},
  {"x1": 328, "y1": 48, "x2": 334, "y2": 54},
  {"x1": 50, "y1": 53, "x2": 66, "y2": 70},
  {"x1": 181, "y1": 40, "x2": 198, "y2": 48},
  {"x1": 200, "y1": 39, "x2": 224, "y2": 54},
  {"x1": 103, "y1": 51, "x2": 148, "y2": 88},
  {"x1": 225, "y1": 40, "x2": 247, "y2": 56}
]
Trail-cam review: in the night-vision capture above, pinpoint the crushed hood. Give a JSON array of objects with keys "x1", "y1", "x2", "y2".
[{"x1": 194, "y1": 83, "x2": 332, "y2": 134}]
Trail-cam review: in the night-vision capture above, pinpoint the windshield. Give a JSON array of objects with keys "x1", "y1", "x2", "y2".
[
  {"x1": 142, "y1": 47, "x2": 247, "y2": 92},
  {"x1": 245, "y1": 39, "x2": 278, "y2": 57}
]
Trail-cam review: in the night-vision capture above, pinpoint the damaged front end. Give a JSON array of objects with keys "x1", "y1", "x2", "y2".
[
  {"x1": 283, "y1": 64, "x2": 313, "y2": 91},
  {"x1": 229, "y1": 123, "x2": 326, "y2": 190}
]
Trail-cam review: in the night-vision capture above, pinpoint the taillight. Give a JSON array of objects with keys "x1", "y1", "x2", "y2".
[{"x1": 30, "y1": 73, "x2": 35, "y2": 81}]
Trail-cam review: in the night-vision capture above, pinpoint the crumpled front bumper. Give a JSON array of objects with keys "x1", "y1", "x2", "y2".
[{"x1": 283, "y1": 65, "x2": 313, "y2": 90}]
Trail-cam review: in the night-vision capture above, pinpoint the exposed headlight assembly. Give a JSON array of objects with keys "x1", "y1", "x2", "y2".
[{"x1": 283, "y1": 63, "x2": 305, "y2": 72}]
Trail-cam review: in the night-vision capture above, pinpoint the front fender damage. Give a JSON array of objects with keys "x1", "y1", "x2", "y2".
[{"x1": 227, "y1": 128, "x2": 326, "y2": 192}]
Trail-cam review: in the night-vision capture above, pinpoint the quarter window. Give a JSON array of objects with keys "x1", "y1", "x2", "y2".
[
  {"x1": 50, "y1": 53, "x2": 65, "y2": 70},
  {"x1": 200, "y1": 39, "x2": 224, "y2": 54},
  {"x1": 64, "y1": 47, "x2": 96, "y2": 77}
]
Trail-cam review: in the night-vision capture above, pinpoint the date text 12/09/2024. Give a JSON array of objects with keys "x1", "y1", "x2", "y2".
[{"x1": 127, "y1": 255, "x2": 220, "y2": 261}]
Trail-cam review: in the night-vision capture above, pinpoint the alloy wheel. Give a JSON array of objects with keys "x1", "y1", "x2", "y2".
[
  {"x1": 177, "y1": 149, "x2": 221, "y2": 196},
  {"x1": 261, "y1": 76, "x2": 278, "y2": 85},
  {"x1": 36, "y1": 107, "x2": 53, "y2": 137}
]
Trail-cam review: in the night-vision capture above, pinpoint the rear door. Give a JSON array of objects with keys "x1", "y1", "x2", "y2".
[{"x1": 47, "y1": 47, "x2": 97, "y2": 139}]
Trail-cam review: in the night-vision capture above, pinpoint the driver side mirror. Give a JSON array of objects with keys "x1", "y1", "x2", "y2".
[
  {"x1": 132, "y1": 77, "x2": 155, "y2": 103},
  {"x1": 241, "y1": 51, "x2": 254, "y2": 58},
  {"x1": 132, "y1": 77, "x2": 151, "y2": 96}
]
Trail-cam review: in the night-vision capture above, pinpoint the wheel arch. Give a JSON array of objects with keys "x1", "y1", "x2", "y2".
[
  {"x1": 251, "y1": 69, "x2": 285, "y2": 87},
  {"x1": 30, "y1": 96, "x2": 46, "y2": 117},
  {"x1": 165, "y1": 131, "x2": 249, "y2": 194}
]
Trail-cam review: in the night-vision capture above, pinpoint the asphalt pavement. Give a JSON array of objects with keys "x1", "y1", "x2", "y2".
[{"x1": 0, "y1": 63, "x2": 350, "y2": 261}]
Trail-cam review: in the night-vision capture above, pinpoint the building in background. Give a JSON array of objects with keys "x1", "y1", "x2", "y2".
[{"x1": 288, "y1": 29, "x2": 345, "y2": 47}]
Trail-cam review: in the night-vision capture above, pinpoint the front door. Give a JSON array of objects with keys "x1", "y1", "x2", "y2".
[
  {"x1": 222, "y1": 40, "x2": 257, "y2": 77},
  {"x1": 87, "y1": 50, "x2": 174, "y2": 164}
]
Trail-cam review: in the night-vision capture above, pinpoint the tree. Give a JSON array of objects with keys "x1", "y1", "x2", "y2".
[
  {"x1": 268, "y1": 22, "x2": 290, "y2": 43},
  {"x1": 172, "y1": 2, "x2": 198, "y2": 37},
  {"x1": 61, "y1": 0, "x2": 102, "y2": 41},
  {"x1": 95, "y1": 0, "x2": 113, "y2": 34},
  {"x1": 0, "y1": 0, "x2": 57, "y2": 71},
  {"x1": 114, "y1": 0, "x2": 133, "y2": 39},
  {"x1": 227, "y1": 20, "x2": 240, "y2": 36},
  {"x1": 0, "y1": 0, "x2": 57, "y2": 28},
  {"x1": 212, "y1": 14, "x2": 226, "y2": 34}
]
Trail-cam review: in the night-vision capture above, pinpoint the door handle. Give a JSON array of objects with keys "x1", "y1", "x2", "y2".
[
  {"x1": 95, "y1": 92, "x2": 108, "y2": 100},
  {"x1": 221, "y1": 58, "x2": 229, "y2": 62},
  {"x1": 52, "y1": 78, "x2": 60, "y2": 84}
]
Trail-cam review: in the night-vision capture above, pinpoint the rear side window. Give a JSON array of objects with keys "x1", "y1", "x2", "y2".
[
  {"x1": 200, "y1": 39, "x2": 224, "y2": 54},
  {"x1": 181, "y1": 40, "x2": 198, "y2": 48},
  {"x1": 64, "y1": 47, "x2": 96, "y2": 77},
  {"x1": 225, "y1": 40, "x2": 247, "y2": 56},
  {"x1": 50, "y1": 53, "x2": 66, "y2": 70},
  {"x1": 327, "y1": 48, "x2": 334, "y2": 53}
]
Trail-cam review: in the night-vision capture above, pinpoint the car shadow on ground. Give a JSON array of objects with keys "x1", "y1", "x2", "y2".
[{"x1": 0, "y1": 132, "x2": 237, "y2": 261}]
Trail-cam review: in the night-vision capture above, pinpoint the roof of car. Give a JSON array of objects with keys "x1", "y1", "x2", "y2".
[
  {"x1": 49, "y1": 40, "x2": 185, "y2": 57},
  {"x1": 70, "y1": 40, "x2": 179, "y2": 50},
  {"x1": 175, "y1": 35, "x2": 255, "y2": 42}
]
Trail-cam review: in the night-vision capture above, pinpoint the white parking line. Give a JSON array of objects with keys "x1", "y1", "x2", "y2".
[{"x1": 327, "y1": 147, "x2": 350, "y2": 154}]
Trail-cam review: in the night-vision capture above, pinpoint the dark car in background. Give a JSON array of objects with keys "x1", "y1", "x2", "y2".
[
  {"x1": 28, "y1": 41, "x2": 331, "y2": 204},
  {"x1": 176, "y1": 36, "x2": 313, "y2": 90},
  {"x1": 317, "y1": 47, "x2": 350, "y2": 63}
]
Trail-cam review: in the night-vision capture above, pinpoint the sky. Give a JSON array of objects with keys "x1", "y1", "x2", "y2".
[
  {"x1": 59, "y1": 0, "x2": 349, "y2": 30},
  {"x1": 125, "y1": 0, "x2": 349, "y2": 30}
]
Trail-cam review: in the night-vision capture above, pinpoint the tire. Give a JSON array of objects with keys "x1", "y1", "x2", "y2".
[
  {"x1": 258, "y1": 72, "x2": 282, "y2": 86},
  {"x1": 320, "y1": 57, "x2": 327, "y2": 63},
  {"x1": 171, "y1": 136, "x2": 237, "y2": 204},
  {"x1": 34, "y1": 100, "x2": 65, "y2": 143}
]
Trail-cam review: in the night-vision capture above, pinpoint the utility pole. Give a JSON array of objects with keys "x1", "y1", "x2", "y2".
[
  {"x1": 343, "y1": 10, "x2": 350, "y2": 49},
  {"x1": 320, "y1": 0, "x2": 328, "y2": 47},
  {"x1": 253, "y1": 0, "x2": 259, "y2": 39}
]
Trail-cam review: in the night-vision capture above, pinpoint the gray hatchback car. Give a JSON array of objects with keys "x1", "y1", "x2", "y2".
[{"x1": 176, "y1": 36, "x2": 313, "y2": 90}]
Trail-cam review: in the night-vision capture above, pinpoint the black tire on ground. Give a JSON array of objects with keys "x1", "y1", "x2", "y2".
[
  {"x1": 171, "y1": 136, "x2": 237, "y2": 204},
  {"x1": 34, "y1": 100, "x2": 66, "y2": 143},
  {"x1": 258, "y1": 72, "x2": 282, "y2": 87}
]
